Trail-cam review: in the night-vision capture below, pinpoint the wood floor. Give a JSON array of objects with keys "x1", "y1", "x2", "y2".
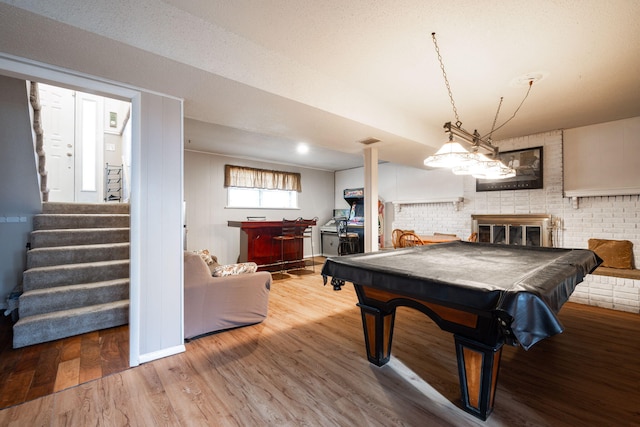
[
  {"x1": 0, "y1": 317, "x2": 128, "y2": 409},
  {"x1": 0, "y1": 266, "x2": 639, "y2": 426}
]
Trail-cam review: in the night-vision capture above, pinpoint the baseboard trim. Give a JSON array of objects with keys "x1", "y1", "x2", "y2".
[{"x1": 138, "y1": 344, "x2": 186, "y2": 364}]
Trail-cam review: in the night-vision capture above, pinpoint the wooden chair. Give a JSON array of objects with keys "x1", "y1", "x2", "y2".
[
  {"x1": 398, "y1": 231, "x2": 425, "y2": 248},
  {"x1": 468, "y1": 232, "x2": 478, "y2": 242},
  {"x1": 392, "y1": 228, "x2": 415, "y2": 248},
  {"x1": 392, "y1": 229, "x2": 404, "y2": 249}
]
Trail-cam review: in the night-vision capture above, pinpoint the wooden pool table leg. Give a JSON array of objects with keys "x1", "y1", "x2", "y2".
[
  {"x1": 357, "y1": 303, "x2": 396, "y2": 366},
  {"x1": 454, "y1": 335, "x2": 503, "y2": 421}
]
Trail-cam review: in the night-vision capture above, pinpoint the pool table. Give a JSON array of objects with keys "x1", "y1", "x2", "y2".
[{"x1": 321, "y1": 241, "x2": 601, "y2": 420}]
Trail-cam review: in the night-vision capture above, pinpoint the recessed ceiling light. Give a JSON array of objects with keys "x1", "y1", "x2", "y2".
[
  {"x1": 296, "y1": 143, "x2": 309, "y2": 154},
  {"x1": 510, "y1": 71, "x2": 549, "y2": 87}
]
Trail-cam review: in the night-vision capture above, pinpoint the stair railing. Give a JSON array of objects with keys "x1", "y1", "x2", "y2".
[{"x1": 28, "y1": 81, "x2": 49, "y2": 202}]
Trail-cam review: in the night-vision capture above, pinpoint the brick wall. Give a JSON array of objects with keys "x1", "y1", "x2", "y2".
[{"x1": 393, "y1": 130, "x2": 640, "y2": 313}]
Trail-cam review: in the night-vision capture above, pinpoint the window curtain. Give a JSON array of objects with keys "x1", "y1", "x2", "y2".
[{"x1": 224, "y1": 165, "x2": 302, "y2": 192}]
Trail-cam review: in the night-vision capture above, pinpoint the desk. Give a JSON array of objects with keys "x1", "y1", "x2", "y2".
[
  {"x1": 321, "y1": 241, "x2": 600, "y2": 420},
  {"x1": 228, "y1": 220, "x2": 316, "y2": 272}
]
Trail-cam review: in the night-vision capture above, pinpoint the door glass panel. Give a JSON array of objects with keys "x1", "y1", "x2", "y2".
[
  {"x1": 478, "y1": 225, "x2": 491, "y2": 243},
  {"x1": 493, "y1": 225, "x2": 506, "y2": 244},
  {"x1": 81, "y1": 99, "x2": 97, "y2": 191},
  {"x1": 509, "y1": 226, "x2": 523, "y2": 245},
  {"x1": 526, "y1": 226, "x2": 541, "y2": 246}
]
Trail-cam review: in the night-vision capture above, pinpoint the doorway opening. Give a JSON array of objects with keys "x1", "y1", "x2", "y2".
[
  {"x1": 37, "y1": 82, "x2": 132, "y2": 204},
  {"x1": 0, "y1": 77, "x2": 135, "y2": 409}
]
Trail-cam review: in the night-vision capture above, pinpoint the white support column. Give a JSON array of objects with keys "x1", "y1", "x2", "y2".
[{"x1": 363, "y1": 146, "x2": 379, "y2": 253}]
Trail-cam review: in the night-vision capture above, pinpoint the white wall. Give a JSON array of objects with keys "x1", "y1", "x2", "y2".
[
  {"x1": 564, "y1": 116, "x2": 640, "y2": 197},
  {"x1": 184, "y1": 150, "x2": 335, "y2": 264},
  {"x1": 103, "y1": 97, "x2": 130, "y2": 168},
  {"x1": 335, "y1": 163, "x2": 464, "y2": 247},
  {"x1": 0, "y1": 76, "x2": 41, "y2": 306},
  {"x1": 335, "y1": 163, "x2": 463, "y2": 207}
]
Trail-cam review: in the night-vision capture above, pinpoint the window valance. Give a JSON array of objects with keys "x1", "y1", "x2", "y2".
[{"x1": 224, "y1": 165, "x2": 302, "y2": 192}]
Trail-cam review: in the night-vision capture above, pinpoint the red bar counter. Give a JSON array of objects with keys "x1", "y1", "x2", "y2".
[{"x1": 228, "y1": 219, "x2": 316, "y2": 272}]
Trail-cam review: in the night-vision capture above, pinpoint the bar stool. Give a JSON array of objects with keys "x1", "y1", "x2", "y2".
[
  {"x1": 273, "y1": 218, "x2": 298, "y2": 273},
  {"x1": 296, "y1": 217, "x2": 318, "y2": 272},
  {"x1": 336, "y1": 217, "x2": 359, "y2": 255}
]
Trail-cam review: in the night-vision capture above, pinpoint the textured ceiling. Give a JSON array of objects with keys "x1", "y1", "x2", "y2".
[{"x1": 1, "y1": 0, "x2": 639, "y2": 171}]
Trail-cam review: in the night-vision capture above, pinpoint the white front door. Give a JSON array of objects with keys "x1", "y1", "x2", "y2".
[
  {"x1": 39, "y1": 83, "x2": 76, "y2": 202},
  {"x1": 74, "y1": 92, "x2": 104, "y2": 202}
]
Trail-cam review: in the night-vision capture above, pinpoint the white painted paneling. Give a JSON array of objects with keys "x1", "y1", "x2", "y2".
[
  {"x1": 136, "y1": 92, "x2": 184, "y2": 358},
  {"x1": 183, "y1": 150, "x2": 334, "y2": 265}
]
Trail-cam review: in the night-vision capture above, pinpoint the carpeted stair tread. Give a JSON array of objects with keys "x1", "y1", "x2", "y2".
[
  {"x1": 23, "y1": 259, "x2": 130, "y2": 291},
  {"x1": 13, "y1": 300, "x2": 129, "y2": 348},
  {"x1": 30, "y1": 227, "x2": 130, "y2": 248},
  {"x1": 43, "y1": 202, "x2": 129, "y2": 214},
  {"x1": 27, "y1": 243, "x2": 130, "y2": 268},
  {"x1": 15, "y1": 201, "x2": 131, "y2": 348},
  {"x1": 19, "y1": 279, "x2": 130, "y2": 317},
  {"x1": 33, "y1": 214, "x2": 130, "y2": 230}
]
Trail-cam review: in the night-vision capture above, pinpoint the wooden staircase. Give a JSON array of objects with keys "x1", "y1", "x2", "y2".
[{"x1": 13, "y1": 202, "x2": 130, "y2": 348}]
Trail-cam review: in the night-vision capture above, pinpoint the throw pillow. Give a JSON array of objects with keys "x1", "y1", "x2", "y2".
[
  {"x1": 588, "y1": 239, "x2": 634, "y2": 269},
  {"x1": 193, "y1": 249, "x2": 220, "y2": 274},
  {"x1": 212, "y1": 262, "x2": 258, "y2": 277}
]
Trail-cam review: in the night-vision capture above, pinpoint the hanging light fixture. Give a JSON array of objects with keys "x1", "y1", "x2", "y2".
[
  {"x1": 424, "y1": 133, "x2": 478, "y2": 169},
  {"x1": 424, "y1": 32, "x2": 533, "y2": 179}
]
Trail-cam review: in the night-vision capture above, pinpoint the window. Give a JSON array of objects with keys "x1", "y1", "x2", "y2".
[
  {"x1": 224, "y1": 165, "x2": 301, "y2": 209},
  {"x1": 227, "y1": 187, "x2": 298, "y2": 209}
]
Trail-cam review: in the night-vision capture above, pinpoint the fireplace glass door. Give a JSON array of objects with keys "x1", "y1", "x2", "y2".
[
  {"x1": 525, "y1": 226, "x2": 542, "y2": 246},
  {"x1": 509, "y1": 226, "x2": 523, "y2": 245},
  {"x1": 472, "y1": 215, "x2": 552, "y2": 247}
]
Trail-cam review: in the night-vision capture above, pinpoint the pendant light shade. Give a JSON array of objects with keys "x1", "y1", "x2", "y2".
[
  {"x1": 451, "y1": 152, "x2": 493, "y2": 175},
  {"x1": 424, "y1": 123, "x2": 516, "y2": 178},
  {"x1": 424, "y1": 139, "x2": 477, "y2": 169},
  {"x1": 472, "y1": 160, "x2": 516, "y2": 179}
]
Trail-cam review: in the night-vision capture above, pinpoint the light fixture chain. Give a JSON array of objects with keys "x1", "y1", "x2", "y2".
[{"x1": 432, "y1": 32, "x2": 460, "y2": 125}]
